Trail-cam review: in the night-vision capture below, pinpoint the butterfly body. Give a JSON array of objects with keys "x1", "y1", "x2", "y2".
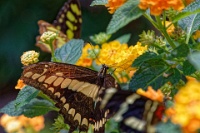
[{"x1": 20, "y1": 62, "x2": 117, "y2": 132}]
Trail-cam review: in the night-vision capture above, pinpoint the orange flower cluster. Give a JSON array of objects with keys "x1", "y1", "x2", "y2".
[
  {"x1": 185, "y1": 0, "x2": 195, "y2": 5},
  {"x1": 105, "y1": 0, "x2": 127, "y2": 14},
  {"x1": 15, "y1": 79, "x2": 26, "y2": 90},
  {"x1": 138, "y1": 0, "x2": 185, "y2": 16},
  {"x1": 136, "y1": 86, "x2": 164, "y2": 102},
  {"x1": 0, "y1": 114, "x2": 44, "y2": 133},
  {"x1": 193, "y1": 30, "x2": 200, "y2": 40},
  {"x1": 171, "y1": 77, "x2": 200, "y2": 133}
]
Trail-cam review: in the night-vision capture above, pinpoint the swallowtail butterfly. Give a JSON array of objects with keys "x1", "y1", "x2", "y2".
[
  {"x1": 19, "y1": 62, "x2": 119, "y2": 133},
  {"x1": 36, "y1": 0, "x2": 82, "y2": 53},
  {"x1": 101, "y1": 88, "x2": 164, "y2": 133}
]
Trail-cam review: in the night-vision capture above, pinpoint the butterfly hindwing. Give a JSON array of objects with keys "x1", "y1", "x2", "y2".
[
  {"x1": 20, "y1": 62, "x2": 116, "y2": 132},
  {"x1": 36, "y1": 0, "x2": 82, "y2": 53},
  {"x1": 36, "y1": 20, "x2": 68, "y2": 53},
  {"x1": 101, "y1": 88, "x2": 164, "y2": 133},
  {"x1": 53, "y1": 0, "x2": 82, "y2": 39}
]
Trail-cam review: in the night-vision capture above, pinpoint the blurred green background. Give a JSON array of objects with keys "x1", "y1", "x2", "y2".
[{"x1": 0, "y1": 0, "x2": 150, "y2": 132}]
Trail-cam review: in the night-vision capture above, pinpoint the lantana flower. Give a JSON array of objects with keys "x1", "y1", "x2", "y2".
[
  {"x1": 105, "y1": 0, "x2": 127, "y2": 14},
  {"x1": 170, "y1": 77, "x2": 200, "y2": 133},
  {"x1": 138, "y1": 0, "x2": 185, "y2": 16},
  {"x1": 20, "y1": 50, "x2": 39, "y2": 66},
  {"x1": 136, "y1": 86, "x2": 164, "y2": 102},
  {"x1": 97, "y1": 41, "x2": 147, "y2": 72},
  {"x1": 0, "y1": 114, "x2": 44, "y2": 133},
  {"x1": 76, "y1": 43, "x2": 99, "y2": 67}
]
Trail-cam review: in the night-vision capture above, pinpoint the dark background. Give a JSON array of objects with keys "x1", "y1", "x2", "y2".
[{"x1": 0, "y1": 0, "x2": 149, "y2": 132}]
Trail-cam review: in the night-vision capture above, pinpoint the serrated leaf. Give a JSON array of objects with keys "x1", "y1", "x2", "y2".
[
  {"x1": 170, "y1": 44, "x2": 189, "y2": 58},
  {"x1": 54, "y1": 39, "x2": 84, "y2": 64},
  {"x1": 15, "y1": 86, "x2": 39, "y2": 109},
  {"x1": 115, "y1": 34, "x2": 131, "y2": 44},
  {"x1": 173, "y1": 0, "x2": 200, "y2": 23},
  {"x1": 156, "y1": 121, "x2": 181, "y2": 133},
  {"x1": 106, "y1": 0, "x2": 143, "y2": 34},
  {"x1": 132, "y1": 52, "x2": 162, "y2": 67},
  {"x1": 129, "y1": 60, "x2": 184, "y2": 91},
  {"x1": 90, "y1": 0, "x2": 107, "y2": 6},
  {"x1": 23, "y1": 98, "x2": 57, "y2": 118},
  {"x1": 183, "y1": 60, "x2": 196, "y2": 75},
  {"x1": 188, "y1": 52, "x2": 200, "y2": 70},
  {"x1": 178, "y1": 0, "x2": 200, "y2": 39},
  {"x1": 0, "y1": 101, "x2": 23, "y2": 116}
]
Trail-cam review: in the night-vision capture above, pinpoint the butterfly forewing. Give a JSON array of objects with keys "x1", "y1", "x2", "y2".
[
  {"x1": 53, "y1": 0, "x2": 82, "y2": 39},
  {"x1": 20, "y1": 62, "x2": 116, "y2": 132}
]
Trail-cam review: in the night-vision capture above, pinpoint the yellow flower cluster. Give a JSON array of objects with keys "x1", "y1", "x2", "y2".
[
  {"x1": 97, "y1": 41, "x2": 147, "y2": 72},
  {"x1": 76, "y1": 43, "x2": 99, "y2": 67},
  {"x1": 162, "y1": 21, "x2": 175, "y2": 36},
  {"x1": 20, "y1": 50, "x2": 39, "y2": 66},
  {"x1": 138, "y1": 0, "x2": 184, "y2": 16},
  {"x1": 136, "y1": 86, "x2": 164, "y2": 102},
  {"x1": 105, "y1": 0, "x2": 127, "y2": 14},
  {"x1": 0, "y1": 114, "x2": 44, "y2": 133},
  {"x1": 171, "y1": 77, "x2": 200, "y2": 133}
]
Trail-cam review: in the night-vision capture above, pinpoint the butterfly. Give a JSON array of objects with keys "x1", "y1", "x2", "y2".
[
  {"x1": 19, "y1": 62, "x2": 119, "y2": 133},
  {"x1": 36, "y1": 0, "x2": 82, "y2": 53},
  {"x1": 100, "y1": 88, "x2": 165, "y2": 133}
]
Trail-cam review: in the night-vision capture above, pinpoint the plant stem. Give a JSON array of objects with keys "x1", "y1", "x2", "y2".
[{"x1": 155, "y1": 16, "x2": 176, "y2": 49}]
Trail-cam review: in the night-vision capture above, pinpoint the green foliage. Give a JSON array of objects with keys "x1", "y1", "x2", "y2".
[
  {"x1": 90, "y1": 0, "x2": 108, "y2": 6},
  {"x1": 188, "y1": 52, "x2": 200, "y2": 71},
  {"x1": 51, "y1": 115, "x2": 70, "y2": 132},
  {"x1": 23, "y1": 98, "x2": 56, "y2": 118},
  {"x1": 130, "y1": 59, "x2": 184, "y2": 91},
  {"x1": 106, "y1": 0, "x2": 143, "y2": 34},
  {"x1": 0, "y1": 86, "x2": 57, "y2": 117},
  {"x1": 15, "y1": 86, "x2": 39, "y2": 109},
  {"x1": 54, "y1": 39, "x2": 84, "y2": 64},
  {"x1": 90, "y1": 32, "x2": 111, "y2": 44},
  {"x1": 156, "y1": 121, "x2": 182, "y2": 133},
  {"x1": 170, "y1": 43, "x2": 189, "y2": 58},
  {"x1": 115, "y1": 34, "x2": 131, "y2": 44},
  {"x1": 178, "y1": 0, "x2": 200, "y2": 43},
  {"x1": 0, "y1": 101, "x2": 23, "y2": 116}
]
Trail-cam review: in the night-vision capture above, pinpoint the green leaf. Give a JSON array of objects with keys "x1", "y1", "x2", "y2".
[
  {"x1": 188, "y1": 52, "x2": 200, "y2": 70},
  {"x1": 132, "y1": 52, "x2": 162, "y2": 67},
  {"x1": 115, "y1": 34, "x2": 131, "y2": 44},
  {"x1": 178, "y1": 0, "x2": 200, "y2": 41},
  {"x1": 90, "y1": 0, "x2": 108, "y2": 6},
  {"x1": 54, "y1": 39, "x2": 84, "y2": 64},
  {"x1": 23, "y1": 98, "x2": 57, "y2": 118},
  {"x1": 156, "y1": 121, "x2": 181, "y2": 133},
  {"x1": 173, "y1": 0, "x2": 200, "y2": 23},
  {"x1": 129, "y1": 60, "x2": 184, "y2": 91},
  {"x1": 0, "y1": 101, "x2": 23, "y2": 116},
  {"x1": 183, "y1": 60, "x2": 196, "y2": 75},
  {"x1": 15, "y1": 86, "x2": 39, "y2": 109},
  {"x1": 170, "y1": 43, "x2": 189, "y2": 58},
  {"x1": 89, "y1": 32, "x2": 111, "y2": 44},
  {"x1": 51, "y1": 115, "x2": 70, "y2": 132},
  {"x1": 106, "y1": 0, "x2": 143, "y2": 34}
]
